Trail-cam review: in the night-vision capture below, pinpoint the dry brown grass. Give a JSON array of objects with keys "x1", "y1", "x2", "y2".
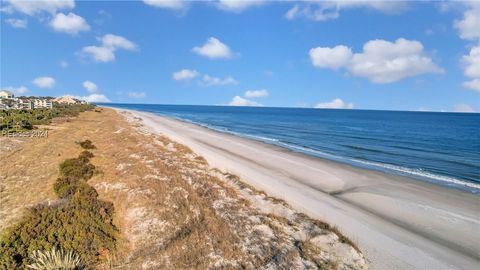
[{"x1": 0, "y1": 108, "x2": 367, "y2": 270}]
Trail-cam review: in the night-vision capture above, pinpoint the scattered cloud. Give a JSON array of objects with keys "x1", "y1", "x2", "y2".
[
  {"x1": 3, "y1": 85, "x2": 28, "y2": 95},
  {"x1": 81, "y1": 46, "x2": 115, "y2": 62},
  {"x1": 201, "y1": 74, "x2": 238, "y2": 86},
  {"x1": 143, "y1": 0, "x2": 188, "y2": 10},
  {"x1": 76, "y1": 93, "x2": 111, "y2": 103},
  {"x1": 127, "y1": 91, "x2": 146, "y2": 99},
  {"x1": 172, "y1": 69, "x2": 238, "y2": 86},
  {"x1": 309, "y1": 45, "x2": 352, "y2": 70},
  {"x1": 32, "y1": 76, "x2": 55, "y2": 88},
  {"x1": 228, "y1": 96, "x2": 261, "y2": 106},
  {"x1": 82, "y1": 80, "x2": 98, "y2": 93},
  {"x1": 4, "y1": 0, "x2": 74, "y2": 15},
  {"x1": 173, "y1": 69, "x2": 199, "y2": 81},
  {"x1": 49, "y1": 12, "x2": 90, "y2": 34},
  {"x1": 454, "y1": 3, "x2": 480, "y2": 41},
  {"x1": 453, "y1": 103, "x2": 475, "y2": 113},
  {"x1": 4, "y1": 18, "x2": 27, "y2": 28},
  {"x1": 314, "y1": 98, "x2": 354, "y2": 109},
  {"x1": 228, "y1": 88, "x2": 269, "y2": 106},
  {"x1": 101, "y1": 34, "x2": 137, "y2": 50},
  {"x1": 461, "y1": 46, "x2": 480, "y2": 91},
  {"x1": 310, "y1": 38, "x2": 444, "y2": 83},
  {"x1": 80, "y1": 34, "x2": 137, "y2": 63},
  {"x1": 59, "y1": 60, "x2": 69, "y2": 68},
  {"x1": 463, "y1": 78, "x2": 480, "y2": 92},
  {"x1": 285, "y1": 1, "x2": 408, "y2": 21},
  {"x1": 215, "y1": 0, "x2": 267, "y2": 13},
  {"x1": 192, "y1": 37, "x2": 234, "y2": 59},
  {"x1": 244, "y1": 89, "x2": 268, "y2": 98}
]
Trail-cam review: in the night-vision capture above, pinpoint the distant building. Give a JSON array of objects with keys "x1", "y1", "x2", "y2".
[
  {"x1": 0, "y1": 90, "x2": 14, "y2": 99},
  {"x1": 0, "y1": 91, "x2": 58, "y2": 110},
  {"x1": 53, "y1": 95, "x2": 80, "y2": 104},
  {"x1": 33, "y1": 99, "x2": 53, "y2": 109},
  {"x1": 17, "y1": 99, "x2": 34, "y2": 110}
]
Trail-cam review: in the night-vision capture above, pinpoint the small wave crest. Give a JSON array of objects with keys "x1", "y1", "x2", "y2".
[{"x1": 352, "y1": 159, "x2": 480, "y2": 191}]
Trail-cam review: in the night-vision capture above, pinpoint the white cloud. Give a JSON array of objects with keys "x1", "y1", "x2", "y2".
[
  {"x1": 462, "y1": 46, "x2": 480, "y2": 79},
  {"x1": 192, "y1": 37, "x2": 233, "y2": 59},
  {"x1": 49, "y1": 12, "x2": 89, "y2": 34},
  {"x1": 5, "y1": 18, "x2": 27, "y2": 28},
  {"x1": 80, "y1": 34, "x2": 137, "y2": 63},
  {"x1": 143, "y1": 0, "x2": 187, "y2": 10},
  {"x1": 310, "y1": 38, "x2": 444, "y2": 83},
  {"x1": 309, "y1": 45, "x2": 352, "y2": 70},
  {"x1": 82, "y1": 80, "x2": 98, "y2": 93},
  {"x1": 5, "y1": 0, "x2": 74, "y2": 15},
  {"x1": 461, "y1": 46, "x2": 480, "y2": 92},
  {"x1": 453, "y1": 104, "x2": 475, "y2": 113},
  {"x1": 201, "y1": 74, "x2": 238, "y2": 86},
  {"x1": 463, "y1": 79, "x2": 480, "y2": 92},
  {"x1": 285, "y1": 4, "x2": 339, "y2": 21},
  {"x1": 244, "y1": 89, "x2": 268, "y2": 98},
  {"x1": 285, "y1": 0, "x2": 407, "y2": 21},
  {"x1": 76, "y1": 94, "x2": 111, "y2": 103},
  {"x1": 32, "y1": 76, "x2": 55, "y2": 88},
  {"x1": 101, "y1": 34, "x2": 137, "y2": 50},
  {"x1": 314, "y1": 98, "x2": 354, "y2": 109},
  {"x1": 81, "y1": 46, "x2": 115, "y2": 62},
  {"x1": 454, "y1": 4, "x2": 480, "y2": 41},
  {"x1": 127, "y1": 91, "x2": 146, "y2": 99},
  {"x1": 173, "y1": 69, "x2": 199, "y2": 81},
  {"x1": 228, "y1": 96, "x2": 261, "y2": 106},
  {"x1": 3, "y1": 85, "x2": 28, "y2": 95},
  {"x1": 59, "y1": 60, "x2": 69, "y2": 68},
  {"x1": 215, "y1": 0, "x2": 267, "y2": 13}
]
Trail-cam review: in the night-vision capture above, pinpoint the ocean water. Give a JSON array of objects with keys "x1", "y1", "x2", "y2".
[{"x1": 102, "y1": 104, "x2": 480, "y2": 194}]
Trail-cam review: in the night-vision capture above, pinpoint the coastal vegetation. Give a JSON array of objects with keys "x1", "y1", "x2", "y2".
[
  {"x1": 0, "y1": 140, "x2": 117, "y2": 269},
  {"x1": 0, "y1": 104, "x2": 94, "y2": 133},
  {"x1": 27, "y1": 248, "x2": 82, "y2": 270}
]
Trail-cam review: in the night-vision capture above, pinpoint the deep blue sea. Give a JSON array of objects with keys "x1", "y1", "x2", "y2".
[{"x1": 102, "y1": 104, "x2": 480, "y2": 194}]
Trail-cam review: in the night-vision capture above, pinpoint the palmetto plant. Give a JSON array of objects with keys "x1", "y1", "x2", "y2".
[{"x1": 27, "y1": 248, "x2": 83, "y2": 270}]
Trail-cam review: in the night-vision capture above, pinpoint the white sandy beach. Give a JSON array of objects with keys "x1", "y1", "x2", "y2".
[{"x1": 119, "y1": 109, "x2": 480, "y2": 270}]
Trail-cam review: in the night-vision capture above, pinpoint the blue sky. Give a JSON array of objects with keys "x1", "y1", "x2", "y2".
[{"x1": 1, "y1": 0, "x2": 479, "y2": 112}]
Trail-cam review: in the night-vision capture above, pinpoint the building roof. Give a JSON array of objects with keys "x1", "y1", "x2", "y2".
[{"x1": 0, "y1": 90, "x2": 14, "y2": 96}]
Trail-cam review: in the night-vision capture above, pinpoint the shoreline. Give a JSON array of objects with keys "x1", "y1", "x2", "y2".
[
  {"x1": 113, "y1": 107, "x2": 480, "y2": 269},
  {"x1": 100, "y1": 105, "x2": 479, "y2": 194}
]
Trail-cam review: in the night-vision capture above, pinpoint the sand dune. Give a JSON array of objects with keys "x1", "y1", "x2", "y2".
[{"x1": 123, "y1": 109, "x2": 480, "y2": 270}]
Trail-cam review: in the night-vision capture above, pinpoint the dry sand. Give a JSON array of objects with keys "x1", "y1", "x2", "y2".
[{"x1": 123, "y1": 109, "x2": 480, "y2": 270}]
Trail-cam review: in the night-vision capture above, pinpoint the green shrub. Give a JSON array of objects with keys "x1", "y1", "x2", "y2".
[
  {"x1": 53, "y1": 177, "x2": 79, "y2": 199},
  {"x1": 1, "y1": 104, "x2": 95, "y2": 132},
  {"x1": 77, "y1": 140, "x2": 95, "y2": 150},
  {"x1": 59, "y1": 158, "x2": 95, "y2": 181},
  {"x1": 78, "y1": 151, "x2": 94, "y2": 160},
  {"x1": 0, "y1": 143, "x2": 117, "y2": 269},
  {"x1": 0, "y1": 197, "x2": 117, "y2": 268}
]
